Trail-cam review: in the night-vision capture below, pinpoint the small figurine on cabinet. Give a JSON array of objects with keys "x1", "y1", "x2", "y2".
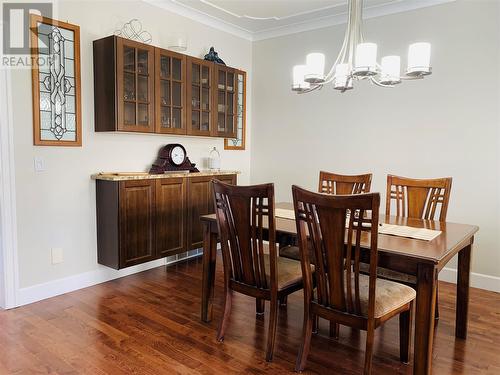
[
  {"x1": 149, "y1": 144, "x2": 199, "y2": 174},
  {"x1": 204, "y1": 47, "x2": 226, "y2": 65}
]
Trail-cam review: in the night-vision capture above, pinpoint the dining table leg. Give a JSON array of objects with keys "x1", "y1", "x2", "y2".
[
  {"x1": 456, "y1": 243, "x2": 472, "y2": 339},
  {"x1": 414, "y1": 263, "x2": 438, "y2": 375},
  {"x1": 201, "y1": 221, "x2": 218, "y2": 323}
]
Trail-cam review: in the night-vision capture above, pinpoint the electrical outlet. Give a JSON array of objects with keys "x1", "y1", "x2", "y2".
[
  {"x1": 34, "y1": 156, "x2": 45, "y2": 172},
  {"x1": 51, "y1": 248, "x2": 64, "y2": 264}
]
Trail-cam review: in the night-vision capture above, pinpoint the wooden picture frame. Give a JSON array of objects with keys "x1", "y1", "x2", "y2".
[
  {"x1": 224, "y1": 70, "x2": 246, "y2": 150},
  {"x1": 30, "y1": 15, "x2": 82, "y2": 146}
]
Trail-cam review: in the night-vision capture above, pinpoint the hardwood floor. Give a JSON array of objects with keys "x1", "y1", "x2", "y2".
[{"x1": 1, "y1": 254, "x2": 499, "y2": 374}]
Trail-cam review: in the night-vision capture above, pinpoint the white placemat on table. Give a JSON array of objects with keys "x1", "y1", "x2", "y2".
[
  {"x1": 275, "y1": 208, "x2": 295, "y2": 220},
  {"x1": 275, "y1": 208, "x2": 441, "y2": 241},
  {"x1": 379, "y1": 223, "x2": 441, "y2": 241}
]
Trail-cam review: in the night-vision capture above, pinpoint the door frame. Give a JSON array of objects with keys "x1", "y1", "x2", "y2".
[{"x1": 0, "y1": 68, "x2": 20, "y2": 309}]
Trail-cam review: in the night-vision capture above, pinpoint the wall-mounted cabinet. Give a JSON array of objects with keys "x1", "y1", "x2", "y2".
[
  {"x1": 96, "y1": 172, "x2": 237, "y2": 269},
  {"x1": 93, "y1": 36, "x2": 246, "y2": 139}
]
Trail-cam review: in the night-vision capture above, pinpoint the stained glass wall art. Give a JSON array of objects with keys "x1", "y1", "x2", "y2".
[{"x1": 31, "y1": 15, "x2": 81, "y2": 146}]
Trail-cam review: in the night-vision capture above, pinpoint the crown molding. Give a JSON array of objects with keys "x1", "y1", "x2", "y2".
[
  {"x1": 144, "y1": 0, "x2": 456, "y2": 42},
  {"x1": 143, "y1": 0, "x2": 253, "y2": 41}
]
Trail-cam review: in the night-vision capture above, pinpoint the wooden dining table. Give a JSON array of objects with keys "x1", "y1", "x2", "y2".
[{"x1": 200, "y1": 202, "x2": 479, "y2": 375}]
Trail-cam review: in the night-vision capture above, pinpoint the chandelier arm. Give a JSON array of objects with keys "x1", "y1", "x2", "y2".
[
  {"x1": 297, "y1": 84, "x2": 322, "y2": 94},
  {"x1": 370, "y1": 76, "x2": 395, "y2": 88}
]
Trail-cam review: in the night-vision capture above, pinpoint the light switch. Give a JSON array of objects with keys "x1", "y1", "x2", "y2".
[
  {"x1": 51, "y1": 248, "x2": 64, "y2": 264},
  {"x1": 34, "y1": 156, "x2": 45, "y2": 172}
]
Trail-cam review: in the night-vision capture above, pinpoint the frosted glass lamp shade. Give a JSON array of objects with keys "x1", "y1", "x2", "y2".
[
  {"x1": 304, "y1": 53, "x2": 325, "y2": 83},
  {"x1": 292, "y1": 65, "x2": 310, "y2": 91},
  {"x1": 407, "y1": 42, "x2": 432, "y2": 76},
  {"x1": 354, "y1": 43, "x2": 378, "y2": 76},
  {"x1": 380, "y1": 56, "x2": 401, "y2": 85},
  {"x1": 334, "y1": 63, "x2": 353, "y2": 90}
]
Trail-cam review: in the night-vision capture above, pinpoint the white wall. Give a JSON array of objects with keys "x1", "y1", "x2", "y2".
[
  {"x1": 251, "y1": 0, "x2": 500, "y2": 279},
  {"x1": 10, "y1": 0, "x2": 252, "y2": 289}
]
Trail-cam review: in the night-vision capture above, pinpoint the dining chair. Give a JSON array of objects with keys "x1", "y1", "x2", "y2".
[
  {"x1": 212, "y1": 180, "x2": 307, "y2": 361},
  {"x1": 280, "y1": 171, "x2": 372, "y2": 327},
  {"x1": 292, "y1": 186, "x2": 416, "y2": 374},
  {"x1": 376, "y1": 174, "x2": 452, "y2": 319},
  {"x1": 318, "y1": 171, "x2": 372, "y2": 195}
]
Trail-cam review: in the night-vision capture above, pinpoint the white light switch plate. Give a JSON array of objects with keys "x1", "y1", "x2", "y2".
[
  {"x1": 34, "y1": 157, "x2": 45, "y2": 172},
  {"x1": 51, "y1": 248, "x2": 63, "y2": 264}
]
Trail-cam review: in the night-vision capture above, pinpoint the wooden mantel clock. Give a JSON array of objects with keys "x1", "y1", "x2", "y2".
[{"x1": 149, "y1": 144, "x2": 200, "y2": 174}]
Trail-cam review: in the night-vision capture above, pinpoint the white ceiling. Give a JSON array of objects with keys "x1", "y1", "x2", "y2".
[{"x1": 145, "y1": 0, "x2": 455, "y2": 41}]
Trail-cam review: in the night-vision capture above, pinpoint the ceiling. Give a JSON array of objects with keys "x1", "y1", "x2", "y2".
[{"x1": 145, "y1": 0, "x2": 455, "y2": 41}]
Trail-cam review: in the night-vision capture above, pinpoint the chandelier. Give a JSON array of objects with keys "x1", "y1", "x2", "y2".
[{"x1": 291, "y1": 0, "x2": 432, "y2": 93}]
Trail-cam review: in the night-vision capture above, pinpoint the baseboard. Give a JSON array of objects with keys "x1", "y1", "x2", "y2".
[
  {"x1": 16, "y1": 250, "x2": 203, "y2": 307},
  {"x1": 439, "y1": 267, "x2": 500, "y2": 293},
  {"x1": 15, "y1": 255, "x2": 499, "y2": 308}
]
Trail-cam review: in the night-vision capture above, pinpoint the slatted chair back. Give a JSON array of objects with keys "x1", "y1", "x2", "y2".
[
  {"x1": 386, "y1": 175, "x2": 452, "y2": 221},
  {"x1": 212, "y1": 180, "x2": 277, "y2": 293},
  {"x1": 292, "y1": 185, "x2": 380, "y2": 318},
  {"x1": 319, "y1": 171, "x2": 372, "y2": 195}
]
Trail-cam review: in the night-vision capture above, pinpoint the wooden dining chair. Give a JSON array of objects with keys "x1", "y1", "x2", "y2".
[
  {"x1": 280, "y1": 171, "x2": 372, "y2": 322},
  {"x1": 212, "y1": 180, "x2": 307, "y2": 362},
  {"x1": 319, "y1": 171, "x2": 372, "y2": 195},
  {"x1": 377, "y1": 174, "x2": 452, "y2": 319},
  {"x1": 292, "y1": 186, "x2": 416, "y2": 374}
]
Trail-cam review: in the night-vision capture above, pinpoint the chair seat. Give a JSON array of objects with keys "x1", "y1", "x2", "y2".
[
  {"x1": 346, "y1": 272, "x2": 416, "y2": 318},
  {"x1": 359, "y1": 262, "x2": 417, "y2": 285},
  {"x1": 280, "y1": 245, "x2": 317, "y2": 264},
  {"x1": 263, "y1": 254, "x2": 307, "y2": 291},
  {"x1": 279, "y1": 245, "x2": 301, "y2": 261}
]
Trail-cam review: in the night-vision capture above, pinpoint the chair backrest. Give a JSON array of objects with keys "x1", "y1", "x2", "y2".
[
  {"x1": 292, "y1": 185, "x2": 380, "y2": 318},
  {"x1": 319, "y1": 171, "x2": 372, "y2": 195},
  {"x1": 212, "y1": 180, "x2": 277, "y2": 292},
  {"x1": 386, "y1": 175, "x2": 452, "y2": 221}
]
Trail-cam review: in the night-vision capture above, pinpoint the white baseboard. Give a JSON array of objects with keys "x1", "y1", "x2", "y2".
[
  {"x1": 439, "y1": 267, "x2": 500, "y2": 293},
  {"x1": 15, "y1": 255, "x2": 499, "y2": 308},
  {"x1": 16, "y1": 250, "x2": 203, "y2": 307}
]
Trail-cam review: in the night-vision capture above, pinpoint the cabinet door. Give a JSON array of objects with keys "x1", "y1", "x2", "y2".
[
  {"x1": 156, "y1": 178, "x2": 186, "y2": 257},
  {"x1": 116, "y1": 38, "x2": 155, "y2": 132},
  {"x1": 186, "y1": 175, "x2": 236, "y2": 250},
  {"x1": 155, "y1": 48, "x2": 186, "y2": 134},
  {"x1": 212, "y1": 66, "x2": 238, "y2": 138},
  {"x1": 186, "y1": 177, "x2": 212, "y2": 250},
  {"x1": 187, "y1": 57, "x2": 213, "y2": 136},
  {"x1": 119, "y1": 180, "x2": 155, "y2": 267},
  {"x1": 224, "y1": 70, "x2": 247, "y2": 150}
]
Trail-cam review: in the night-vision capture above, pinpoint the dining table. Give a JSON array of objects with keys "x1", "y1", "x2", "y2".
[{"x1": 199, "y1": 202, "x2": 479, "y2": 375}]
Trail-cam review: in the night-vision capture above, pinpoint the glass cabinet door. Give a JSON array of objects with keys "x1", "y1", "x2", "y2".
[
  {"x1": 155, "y1": 48, "x2": 186, "y2": 134},
  {"x1": 187, "y1": 57, "x2": 212, "y2": 136},
  {"x1": 117, "y1": 38, "x2": 154, "y2": 132},
  {"x1": 213, "y1": 66, "x2": 237, "y2": 138},
  {"x1": 224, "y1": 70, "x2": 246, "y2": 149}
]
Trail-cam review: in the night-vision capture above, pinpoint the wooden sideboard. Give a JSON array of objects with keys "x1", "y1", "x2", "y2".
[
  {"x1": 93, "y1": 35, "x2": 246, "y2": 139},
  {"x1": 94, "y1": 171, "x2": 237, "y2": 269}
]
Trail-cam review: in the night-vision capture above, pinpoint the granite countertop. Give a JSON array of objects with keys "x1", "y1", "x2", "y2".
[{"x1": 91, "y1": 170, "x2": 240, "y2": 181}]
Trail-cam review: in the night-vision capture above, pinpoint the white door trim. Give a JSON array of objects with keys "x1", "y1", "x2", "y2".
[{"x1": 0, "y1": 68, "x2": 20, "y2": 309}]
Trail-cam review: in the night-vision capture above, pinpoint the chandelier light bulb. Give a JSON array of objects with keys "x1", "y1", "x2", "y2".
[
  {"x1": 354, "y1": 43, "x2": 378, "y2": 76},
  {"x1": 407, "y1": 42, "x2": 432, "y2": 76},
  {"x1": 304, "y1": 53, "x2": 326, "y2": 84},
  {"x1": 380, "y1": 56, "x2": 401, "y2": 85},
  {"x1": 292, "y1": 65, "x2": 310, "y2": 91},
  {"x1": 334, "y1": 63, "x2": 353, "y2": 90}
]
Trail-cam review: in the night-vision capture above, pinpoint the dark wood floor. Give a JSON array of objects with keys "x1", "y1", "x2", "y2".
[{"x1": 1, "y1": 255, "x2": 499, "y2": 374}]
